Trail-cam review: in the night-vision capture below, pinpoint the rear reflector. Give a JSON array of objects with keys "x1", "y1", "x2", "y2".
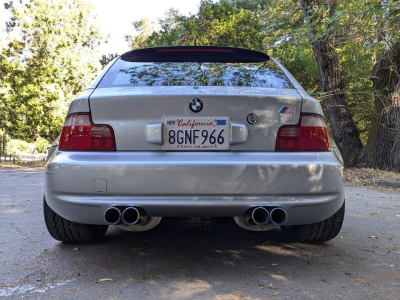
[
  {"x1": 276, "y1": 114, "x2": 331, "y2": 151},
  {"x1": 58, "y1": 114, "x2": 116, "y2": 151}
]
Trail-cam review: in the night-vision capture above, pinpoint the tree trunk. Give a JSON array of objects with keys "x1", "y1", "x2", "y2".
[
  {"x1": 365, "y1": 41, "x2": 400, "y2": 171},
  {"x1": 299, "y1": 0, "x2": 363, "y2": 167}
]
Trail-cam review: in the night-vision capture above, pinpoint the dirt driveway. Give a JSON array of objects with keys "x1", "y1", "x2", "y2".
[{"x1": 0, "y1": 167, "x2": 399, "y2": 299}]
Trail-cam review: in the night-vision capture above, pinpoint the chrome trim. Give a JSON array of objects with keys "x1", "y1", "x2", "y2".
[
  {"x1": 121, "y1": 207, "x2": 140, "y2": 225},
  {"x1": 270, "y1": 208, "x2": 287, "y2": 225},
  {"x1": 230, "y1": 122, "x2": 248, "y2": 145},
  {"x1": 104, "y1": 207, "x2": 121, "y2": 225},
  {"x1": 145, "y1": 122, "x2": 163, "y2": 145}
]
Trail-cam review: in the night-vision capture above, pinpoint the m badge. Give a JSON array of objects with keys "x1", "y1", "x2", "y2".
[{"x1": 279, "y1": 106, "x2": 296, "y2": 114}]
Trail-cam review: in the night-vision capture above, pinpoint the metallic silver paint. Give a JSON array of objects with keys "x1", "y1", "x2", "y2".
[
  {"x1": 296, "y1": 90, "x2": 325, "y2": 116},
  {"x1": 67, "y1": 89, "x2": 92, "y2": 115},
  {"x1": 89, "y1": 87, "x2": 302, "y2": 151},
  {"x1": 45, "y1": 56, "x2": 345, "y2": 231},
  {"x1": 45, "y1": 151, "x2": 345, "y2": 226}
]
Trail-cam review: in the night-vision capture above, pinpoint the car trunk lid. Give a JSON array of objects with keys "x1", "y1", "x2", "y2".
[{"x1": 89, "y1": 86, "x2": 302, "y2": 151}]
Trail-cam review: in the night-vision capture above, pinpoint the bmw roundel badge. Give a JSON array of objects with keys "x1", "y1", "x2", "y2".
[
  {"x1": 247, "y1": 113, "x2": 258, "y2": 125},
  {"x1": 189, "y1": 98, "x2": 203, "y2": 113}
]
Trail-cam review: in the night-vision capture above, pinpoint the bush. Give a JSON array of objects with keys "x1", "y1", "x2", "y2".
[
  {"x1": 34, "y1": 137, "x2": 51, "y2": 154},
  {"x1": 5, "y1": 137, "x2": 51, "y2": 155},
  {"x1": 5, "y1": 139, "x2": 34, "y2": 155}
]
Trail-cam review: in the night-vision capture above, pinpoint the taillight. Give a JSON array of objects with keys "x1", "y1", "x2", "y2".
[
  {"x1": 58, "y1": 113, "x2": 116, "y2": 151},
  {"x1": 276, "y1": 114, "x2": 331, "y2": 151}
]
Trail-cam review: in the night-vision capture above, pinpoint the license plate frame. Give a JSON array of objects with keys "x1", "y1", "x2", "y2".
[{"x1": 162, "y1": 116, "x2": 230, "y2": 150}]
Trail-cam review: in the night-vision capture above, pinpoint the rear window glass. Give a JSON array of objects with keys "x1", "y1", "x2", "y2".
[{"x1": 98, "y1": 59, "x2": 293, "y2": 89}]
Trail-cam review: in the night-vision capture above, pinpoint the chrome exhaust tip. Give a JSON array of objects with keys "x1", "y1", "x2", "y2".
[
  {"x1": 270, "y1": 207, "x2": 287, "y2": 225},
  {"x1": 122, "y1": 207, "x2": 140, "y2": 225},
  {"x1": 251, "y1": 207, "x2": 270, "y2": 225},
  {"x1": 104, "y1": 207, "x2": 121, "y2": 225}
]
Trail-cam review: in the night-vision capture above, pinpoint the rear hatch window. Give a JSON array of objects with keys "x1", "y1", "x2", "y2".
[
  {"x1": 99, "y1": 60, "x2": 292, "y2": 89},
  {"x1": 98, "y1": 46, "x2": 293, "y2": 89}
]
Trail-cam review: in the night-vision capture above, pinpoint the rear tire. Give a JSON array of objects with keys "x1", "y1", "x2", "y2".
[
  {"x1": 43, "y1": 197, "x2": 108, "y2": 243},
  {"x1": 281, "y1": 201, "x2": 345, "y2": 243}
]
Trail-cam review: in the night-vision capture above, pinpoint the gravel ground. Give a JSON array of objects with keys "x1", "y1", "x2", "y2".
[{"x1": 0, "y1": 167, "x2": 399, "y2": 299}]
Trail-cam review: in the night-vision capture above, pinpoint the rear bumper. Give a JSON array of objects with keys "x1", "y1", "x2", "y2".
[{"x1": 45, "y1": 151, "x2": 345, "y2": 226}]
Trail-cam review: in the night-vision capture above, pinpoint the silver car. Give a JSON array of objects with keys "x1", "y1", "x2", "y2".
[{"x1": 44, "y1": 46, "x2": 345, "y2": 243}]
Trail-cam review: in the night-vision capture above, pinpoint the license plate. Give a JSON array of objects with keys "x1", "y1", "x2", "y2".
[{"x1": 162, "y1": 116, "x2": 230, "y2": 150}]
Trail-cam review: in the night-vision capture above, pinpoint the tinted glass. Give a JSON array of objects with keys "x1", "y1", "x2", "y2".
[{"x1": 98, "y1": 59, "x2": 293, "y2": 89}]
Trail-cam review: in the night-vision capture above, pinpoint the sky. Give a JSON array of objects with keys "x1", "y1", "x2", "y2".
[
  {"x1": 0, "y1": 0, "x2": 202, "y2": 55},
  {"x1": 92, "y1": 0, "x2": 202, "y2": 54}
]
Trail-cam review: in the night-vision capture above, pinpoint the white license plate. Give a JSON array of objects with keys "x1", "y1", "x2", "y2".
[{"x1": 162, "y1": 116, "x2": 230, "y2": 150}]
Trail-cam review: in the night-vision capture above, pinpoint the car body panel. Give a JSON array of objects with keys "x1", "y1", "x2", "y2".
[
  {"x1": 45, "y1": 49, "x2": 345, "y2": 231},
  {"x1": 67, "y1": 89, "x2": 92, "y2": 115},
  {"x1": 45, "y1": 151, "x2": 345, "y2": 225},
  {"x1": 89, "y1": 86, "x2": 302, "y2": 151}
]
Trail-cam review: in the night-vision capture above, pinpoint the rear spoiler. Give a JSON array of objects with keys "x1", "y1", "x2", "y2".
[{"x1": 120, "y1": 46, "x2": 269, "y2": 63}]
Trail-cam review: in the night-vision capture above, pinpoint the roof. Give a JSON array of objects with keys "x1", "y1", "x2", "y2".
[{"x1": 120, "y1": 46, "x2": 269, "y2": 63}]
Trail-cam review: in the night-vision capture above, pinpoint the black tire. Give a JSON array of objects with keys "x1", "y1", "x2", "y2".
[
  {"x1": 43, "y1": 197, "x2": 108, "y2": 243},
  {"x1": 281, "y1": 201, "x2": 345, "y2": 243}
]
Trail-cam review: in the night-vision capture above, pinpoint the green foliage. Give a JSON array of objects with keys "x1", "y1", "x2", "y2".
[
  {"x1": 0, "y1": 0, "x2": 102, "y2": 142},
  {"x1": 33, "y1": 136, "x2": 50, "y2": 153},
  {"x1": 5, "y1": 139, "x2": 34, "y2": 155},
  {"x1": 147, "y1": 9, "x2": 185, "y2": 47},
  {"x1": 144, "y1": 0, "x2": 265, "y2": 50},
  {"x1": 100, "y1": 53, "x2": 119, "y2": 68},
  {"x1": 182, "y1": 0, "x2": 265, "y2": 49},
  {"x1": 4, "y1": 137, "x2": 50, "y2": 154},
  {"x1": 125, "y1": 18, "x2": 155, "y2": 50}
]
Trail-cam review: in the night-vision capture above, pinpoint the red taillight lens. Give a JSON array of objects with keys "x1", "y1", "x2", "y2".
[
  {"x1": 58, "y1": 114, "x2": 116, "y2": 151},
  {"x1": 276, "y1": 114, "x2": 331, "y2": 152}
]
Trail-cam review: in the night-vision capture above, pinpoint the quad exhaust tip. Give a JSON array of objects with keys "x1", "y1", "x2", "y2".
[
  {"x1": 122, "y1": 207, "x2": 140, "y2": 225},
  {"x1": 104, "y1": 207, "x2": 121, "y2": 225},
  {"x1": 243, "y1": 206, "x2": 287, "y2": 227},
  {"x1": 104, "y1": 206, "x2": 146, "y2": 225},
  {"x1": 251, "y1": 207, "x2": 270, "y2": 225},
  {"x1": 270, "y1": 207, "x2": 287, "y2": 225}
]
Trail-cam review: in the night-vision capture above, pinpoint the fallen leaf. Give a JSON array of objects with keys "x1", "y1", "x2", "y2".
[
  {"x1": 368, "y1": 236, "x2": 376, "y2": 238},
  {"x1": 363, "y1": 211, "x2": 380, "y2": 215},
  {"x1": 307, "y1": 261, "x2": 312, "y2": 265},
  {"x1": 71, "y1": 247, "x2": 79, "y2": 251},
  {"x1": 35, "y1": 290, "x2": 46, "y2": 293},
  {"x1": 396, "y1": 215, "x2": 400, "y2": 217},
  {"x1": 98, "y1": 278, "x2": 113, "y2": 282},
  {"x1": 271, "y1": 263, "x2": 278, "y2": 266}
]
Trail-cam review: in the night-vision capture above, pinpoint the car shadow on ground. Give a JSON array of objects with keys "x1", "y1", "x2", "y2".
[{"x1": 53, "y1": 218, "x2": 350, "y2": 298}]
